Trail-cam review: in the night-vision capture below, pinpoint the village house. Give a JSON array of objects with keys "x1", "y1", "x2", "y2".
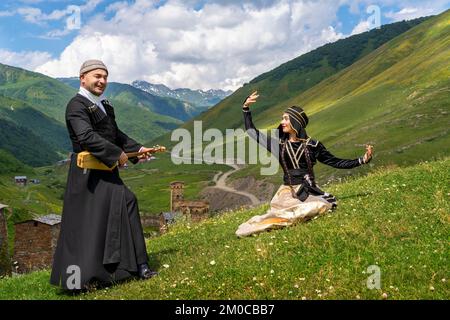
[
  {"x1": 13, "y1": 214, "x2": 61, "y2": 273},
  {"x1": 14, "y1": 176, "x2": 27, "y2": 186}
]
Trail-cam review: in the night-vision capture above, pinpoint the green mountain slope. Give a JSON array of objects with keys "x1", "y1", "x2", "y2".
[
  {"x1": 0, "y1": 118, "x2": 62, "y2": 167},
  {"x1": 0, "y1": 149, "x2": 30, "y2": 175},
  {"x1": 0, "y1": 158, "x2": 448, "y2": 299},
  {"x1": 0, "y1": 94, "x2": 70, "y2": 152},
  {"x1": 0, "y1": 64, "x2": 75, "y2": 123}
]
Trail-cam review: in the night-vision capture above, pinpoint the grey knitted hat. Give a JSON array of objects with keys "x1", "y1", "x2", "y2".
[{"x1": 79, "y1": 59, "x2": 108, "y2": 76}]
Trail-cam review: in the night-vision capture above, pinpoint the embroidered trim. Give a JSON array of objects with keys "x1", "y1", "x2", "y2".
[{"x1": 284, "y1": 138, "x2": 310, "y2": 169}]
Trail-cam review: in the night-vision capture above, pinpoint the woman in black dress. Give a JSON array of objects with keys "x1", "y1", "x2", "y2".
[{"x1": 236, "y1": 91, "x2": 373, "y2": 237}]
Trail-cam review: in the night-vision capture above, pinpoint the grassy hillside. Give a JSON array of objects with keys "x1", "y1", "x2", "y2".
[
  {"x1": 0, "y1": 94, "x2": 70, "y2": 158},
  {"x1": 0, "y1": 119, "x2": 63, "y2": 167},
  {"x1": 0, "y1": 149, "x2": 31, "y2": 175},
  {"x1": 0, "y1": 158, "x2": 447, "y2": 299}
]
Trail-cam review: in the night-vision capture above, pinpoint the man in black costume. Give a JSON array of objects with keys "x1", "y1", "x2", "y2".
[{"x1": 50, "y1": 60, "x2": 157, "y2": 290}]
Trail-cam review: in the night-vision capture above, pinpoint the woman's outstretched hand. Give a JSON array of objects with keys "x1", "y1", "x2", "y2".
[
  {"x1": 363, "y1": 144, "x2": 373, "y2": 164},
  {"x1": 243, "y1": 91, "x2": 259, "y2": 108}
]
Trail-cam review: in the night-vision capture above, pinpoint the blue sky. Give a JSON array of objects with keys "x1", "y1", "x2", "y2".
[{"x1": 0, "y1": 0, "x2": 449, "y2": 90}]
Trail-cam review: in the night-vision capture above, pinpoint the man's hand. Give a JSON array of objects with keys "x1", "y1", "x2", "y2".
[
  {"x1": 137, "y1": 147, "x2": 154, "y2": 161},
  {"x1": 243, "y1": 91, "x2": 259, "y2": 108},
  {"x1": 119, "y1": 151, "x2": 128, "y2": 166},
  {"x1": 363, "y1": 144, "x2": 373, "y2": 164}
]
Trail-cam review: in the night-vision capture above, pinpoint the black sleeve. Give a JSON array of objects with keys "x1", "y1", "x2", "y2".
[
  {"x1": 243, "y1": 108, "x2": 278, "y2": 155},
  {"x1": 66, "y1": 101, "x2": 123, "y2": 167},
  {"x1": 316, "y1": 142, "x2": 363, "y2": 169},
  {"x1": 116, "y1": 129, "x2": 143, "y2": 164}
]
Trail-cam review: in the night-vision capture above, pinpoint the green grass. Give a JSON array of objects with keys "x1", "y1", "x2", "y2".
[{"x1": 0, "y1": 158, "x2": 448, "y2": 299}]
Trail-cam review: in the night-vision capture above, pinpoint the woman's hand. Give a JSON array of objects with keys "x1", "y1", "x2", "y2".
[
  {"x1": 243, "y1": 91, "x2": 259, "y2": 108},
  {"x1": 363, "y1": 144, "x2": 373, "y2": 164}
]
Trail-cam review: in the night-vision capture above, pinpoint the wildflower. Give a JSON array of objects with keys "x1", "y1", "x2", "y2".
[
  {"x1": 163, "y1": 264, "x2": 170, "y2": 268},
  {"x1": 210, "y1": 260, "x2": 216, "y2": 265},
  {"x1": 301, "y1": 296, "x2": 307, "y2": 300},
  {"x1": 294, "y1": 284, "x2": 299, "y2": 289},
  {"x1": 429, "y1": 286, "x2": 435, "y2": 291},
  {"x1": 382, "y1": 292, "x2": 388, "y2": 299},
  {"x1": 299, "y1": 277, "x2": 305, "y2": 281},
  {"x1": 270, "y1": 270, "x2": 274, "y2": 274}
]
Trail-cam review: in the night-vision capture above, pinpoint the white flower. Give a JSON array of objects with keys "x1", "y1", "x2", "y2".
[
  {"x1": 210, "y1": 260, "x2": 216, "y2": 265},
  {"x1": 270, "y1": 270, "x2": 274, "y2": 274},
  {"x1": 163, "y1": 264, "x2": 170, "y2": 268}
]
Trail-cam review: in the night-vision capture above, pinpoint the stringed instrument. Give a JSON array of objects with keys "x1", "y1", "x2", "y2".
[{"x1": 77, "y1": 145, "x2": 166, "y2": 171}]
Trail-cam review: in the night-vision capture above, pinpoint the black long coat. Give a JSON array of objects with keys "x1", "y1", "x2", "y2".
[{"x1": 50, "y1": 94, "x2": 144, "y2": 289}]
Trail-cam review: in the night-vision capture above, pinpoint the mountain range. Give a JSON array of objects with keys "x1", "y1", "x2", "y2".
[{"x1": 132, "y1": 80, "x2": 232, "y2": 109}]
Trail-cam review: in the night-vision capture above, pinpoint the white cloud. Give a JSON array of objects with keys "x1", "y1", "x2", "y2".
[
  {"x1": 0, "y1": 10, "x2": 15, "y2": 17},
  {"x1": 34, "y1": 0, "x2": 348, "y2": 90},
  {"x1": 17, "y1": 0, "x2": 103, "y2": 39},
  {"x1": 383, "y1": 0, "x2": 450, "y2": 21},
  {"x1": 0, "y1": 49, "x2": 52, "y2": 70},
  {"x1": 23, "y1": 0, "x2": 450, "y2": 91},
  {"x1": 384, "y1": 7, "x2": 435, "y2": 21},
  {"x1": 350, "y1": 20, "x2": 371, "y2": 35}
]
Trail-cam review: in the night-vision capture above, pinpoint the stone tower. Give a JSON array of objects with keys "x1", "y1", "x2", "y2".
[{"x1": 170, "y1": 181, "x2": 185, "y2": 211}]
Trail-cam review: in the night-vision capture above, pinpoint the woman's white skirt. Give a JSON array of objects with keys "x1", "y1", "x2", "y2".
[{"x1": 235, "y1": 185, "x2": 334, "y2": 237}]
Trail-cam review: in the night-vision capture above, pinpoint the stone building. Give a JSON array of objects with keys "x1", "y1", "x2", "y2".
[
  {"x1": 13, "y1": 214, "x2": 61, "y2": 273},
  {"x1": 0, "y1": 204, "x2": 11, "y2": 277},
  {"x1": 170, "y1": 181, "x2": 209, "y2": 222}
]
